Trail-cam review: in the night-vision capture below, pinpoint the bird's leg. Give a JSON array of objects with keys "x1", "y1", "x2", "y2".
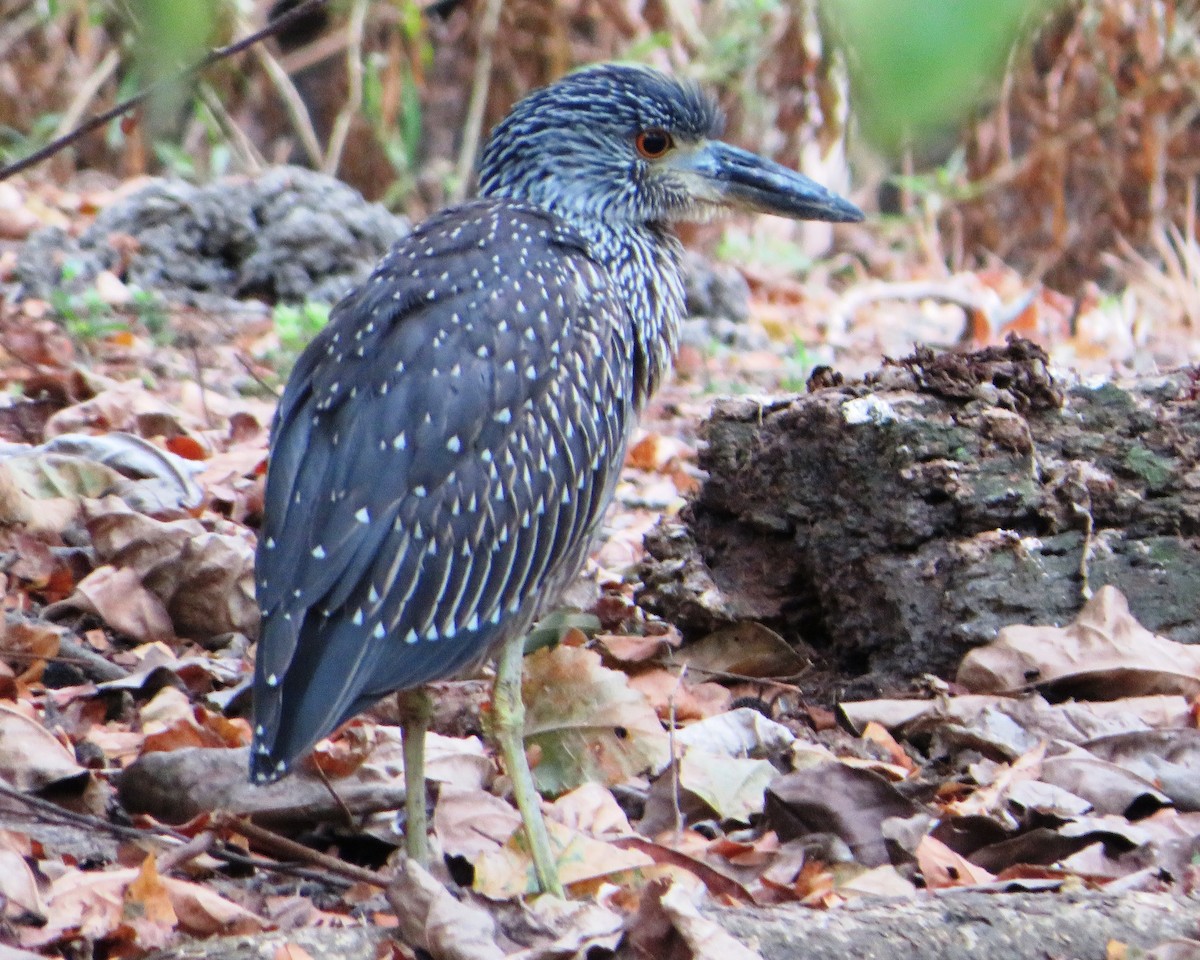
[
  {"x1": 397, "y1": 687, "x2": 433, "y2": 865},
  {"x1": 493, "y1": 635, "x2": 564, "y2": 897}
]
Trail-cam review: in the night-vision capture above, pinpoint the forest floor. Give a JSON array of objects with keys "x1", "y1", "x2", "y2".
[{"x1": 0, "y1": 168, "x2": 1198, "y2": 959}]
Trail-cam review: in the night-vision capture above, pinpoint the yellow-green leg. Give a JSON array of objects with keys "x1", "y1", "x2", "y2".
[
  {"x1": 397, "y1": 687, "x2": 433, "y2": 865},
  {"x1": 493, "y1": 636, "x2": 564, "y2": 896}
]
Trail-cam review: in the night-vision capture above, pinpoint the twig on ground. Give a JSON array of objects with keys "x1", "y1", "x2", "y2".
[{"x1": 225, "y1": 815, "x2": 389, "y2": 889}]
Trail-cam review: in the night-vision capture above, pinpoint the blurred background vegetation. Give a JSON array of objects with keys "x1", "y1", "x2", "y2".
[{"x1": 1, "y1": 0, "x2": 1198, "y2": 298}]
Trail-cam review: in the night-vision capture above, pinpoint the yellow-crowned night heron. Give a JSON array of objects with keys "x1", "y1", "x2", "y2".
[{"x1": 250, "y1": 63, "x2": 862, "y2": 894}]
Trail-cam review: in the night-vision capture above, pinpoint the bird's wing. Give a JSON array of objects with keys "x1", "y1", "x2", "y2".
[{"x1": 251, "y1": 200, "x2": 636, "y2": 779}]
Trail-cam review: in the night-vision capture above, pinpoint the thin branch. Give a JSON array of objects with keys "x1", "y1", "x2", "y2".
[
  {"x1": 453, "y1": 0, "x2": 505, "y2": 201},
  {"x1": 323, "y1": 0, "x2": 369, "y2": 176},
  {"x1": 0, "y1": 0, "x2": 332, "y2": 182},
  {"x1": 247, "y1": 19, "x2": 325, "y2": 168},
  {"x1": 197, "y1": 82, "x2": 267, "y2": 174},
  {"x1": 226, "y1": 816, "x2": 388, "y2": 888},
  {"x1": 52, "y1": 48, "x2": 122, "y2": 142},
  {"x1": 0, "y1": 781, "x2": 350, "y2": 888}
]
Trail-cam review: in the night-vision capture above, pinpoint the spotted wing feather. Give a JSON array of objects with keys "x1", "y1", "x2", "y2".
[{"x1": 251, "y1": 200, "x2": 634, "y2": 781}]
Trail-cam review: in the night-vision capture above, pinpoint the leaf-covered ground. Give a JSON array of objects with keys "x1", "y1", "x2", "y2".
[{"x1": 0, "y1": 169, "x2": 1198, "y2": 960}]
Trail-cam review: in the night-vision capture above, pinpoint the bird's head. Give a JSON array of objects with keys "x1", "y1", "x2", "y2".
[{"x1": 478, "y1": 63, "x2": 863, "y2": 228}]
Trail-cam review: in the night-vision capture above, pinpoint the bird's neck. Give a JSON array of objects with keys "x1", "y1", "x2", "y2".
[{"x1": 574, "y1": 217, "x2": 685, "y2": 411}]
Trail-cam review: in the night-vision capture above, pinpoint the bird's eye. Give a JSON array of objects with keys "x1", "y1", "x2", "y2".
[{"x1": 635, "y1": 128, "x2": 674, "y2": 159}]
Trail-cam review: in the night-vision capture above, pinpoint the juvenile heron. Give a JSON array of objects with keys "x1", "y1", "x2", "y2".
[{"x1": 250, "y1": 63, "x2": 862, "y2": 895}]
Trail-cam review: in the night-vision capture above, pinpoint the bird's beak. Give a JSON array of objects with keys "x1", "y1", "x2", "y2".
[{"x1": 677, "y1": 141, "x2": 864, "y2": 223}]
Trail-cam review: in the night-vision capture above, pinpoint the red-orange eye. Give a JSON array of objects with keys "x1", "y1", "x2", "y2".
[{"x1": 635, "y1": 128, "x2": 674, "y2": 159}]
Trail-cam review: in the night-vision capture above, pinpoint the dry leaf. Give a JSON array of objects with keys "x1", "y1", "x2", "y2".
[
  {"x1": 674, "y1": 707, "x2": 796, "y2": 757},
  {"x1": 765, "y1": 764, "x2": 919, "y2": 867},
  {"x1": 627, "y1": 879, "x2": 764, "y2": 960},
  {"x1": 676, "y1": 622, "x2": 807, "y2": 679},
  {"x1": 473, "y1": 818, "x2": 653, "y2": 899},
  {"x1": 548, "y1": 782, "x2": 632, "y2": 836},
  {"x1": 274, "y1": 945, "x2": 316, "y2": 960},
  {"x1": 433, "y1": 786, "x2": 521, "y2": 862},
  {"x1": 915, "y1": 835, "x2": 996, "y2": 889},
  {"x1": 958, "y1": 587, "x2": 1200, "y2": 698},
  {"x1": 522, "y1": 646, "x2": 670, "y2": 795},
  {"x1": 78, "y1": 497, "x2": 258, "y2": 641},
  {"x1": 387, "y1": 858, "x2": 503, "y2": 959},
  {"x1": 72, "y1": 565, "x2": 174, "y2": 643},
  {"x1": 628, "y1": 668, "x2": 732, "y2": 721},
  {"x1": 0, "y1": 702, "x2": 87, "y2": 791},
  {"x1": 0, "y1": 849, "x2": 45, "y2": 923},
  {"x1": 678, "y1": 751, "x2": 776, "y2": 823},
  {"x1": 123, "y1": 855, "x2": 177, "y2": 949}
]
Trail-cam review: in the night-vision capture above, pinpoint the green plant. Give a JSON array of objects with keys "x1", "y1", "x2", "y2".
[
  {"x1": 49, "y1": 262, "x2": 123, "y2": 342},
  {"x1": 49, "y1": 261, "x2": 172, "y2": 347},
  {"x1": 272, "y1": 300, "x2": 331, "y2": 357}
]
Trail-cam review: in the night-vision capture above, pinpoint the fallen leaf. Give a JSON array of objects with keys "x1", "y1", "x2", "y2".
[
  {"x1": 627, "y1": 879, "x2": 764, "y2": 960},
  {"x1": 765, "y1": 764, "x2": 919, "y2": 867},
  {"x1": 72, "y1": 565, "x2": 174, "y2": 643},
  {"x1": 0, "y1": 702, "x2": 87, "y2": 791},
  {"x1": 122, "y1": 855, "x2": 177, "y2": 949},
  {"x1": 0, "y1": 849, "x2": 46, "y2": 923},
  {"x1": 676, "y1": 622, "x2": 807, "y2": 679},
  {"x1": 673, "y1": 707, "x2": 796, "y2": 757},
  {"x1": 71, "y1": 496, "x2": 258, "y2": 642},
  {"x1": 522, "y1": 646, "x2": 670, "y2": 796},
  {"x1": 434, "y1": 786, "x2": 521, "y2": 862},
  {"x1": 594, "y1": 632, "x2": 675, "y2": 665},
  {"x1": 273, "y1": 945, "x2": 315, "y2": 960},
  {"x1": 958, "y1": 587, "x2": 1200, "y2": 698},
  {"x1": 387, "y1": 858, "x2": 503, "y2": 958},
  {"x1": 915, "y1": 835, "x2": 996, "y2": 889},
  {"x1": 678, "y1": 751, "x2": 776, "y2": 823},
  {"x1": 473, "y1": 818, "x2": 653, "y2": 899},
  {"x1": 22, "y1": 863, "x2": 265, "y2": 948},
  {"x1": 628, "y1": 668, "x2": 732, "y2": 721},
  {"x1": 549, "y1": 782, "x2": 632, "y2": 836}
]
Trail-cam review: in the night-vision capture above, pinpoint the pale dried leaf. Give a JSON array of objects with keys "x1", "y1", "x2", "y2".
[
  {"x1": 473, "y1": 818, "x2": 653, "y2": 899},
  {"x1": 674, "y1": 707, "x2": 795, "y2": 756},
  {"x1": 160, "y1": 874, "x2": 267, "y2": 936},
  {"x1": 679, "y1": 751, "x2": 776, "y2": 823},
  {"x1": 73, "y1": 565, "x2": 174, "y2": 642},
  {"x1": 0, "y1": 849, "x2": 45, "y2": 922},
  {"x1": 43, "y1": 432, "x2": 202, "y2": 511},
  {"x1": 0, "y1": 702, "x2": 86, "y2": 790},
  {"x1": 74, "y1": 497, "x2": 258, "y2": 640},
  {"x1": 628, "y1": 668, "x2": 732, "y2": 721},
  {"x1": 505, "y1": 897, "x2": 624, "y2": 960},
  {"x1": 548, "y1": 782, "x2": 632, "y2": 836},
  {"x1": 658, "y1": 880, "x2": 764, "y2": 960},
  {"x1": 676, "y1": 621, "x2": 807, "y2": 678},
  {"x1": 123, "y1": 855, "x2": 177, "y2": 950},
  {"x1": 434, "y1": 786, "x2": 521, "y2": 862},
  {"x1": 273, "y1": 945, "x2": 316, "y2": 960},
  {"x1": 915, "y1": 835, "x2": 996, "y2": 889},
  {"x1": 957, "y1": 586, "x2": 1200, "y2": 698},
  {"x1": 387, "y1": 859, "x2": 503, "y2": 959}
]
